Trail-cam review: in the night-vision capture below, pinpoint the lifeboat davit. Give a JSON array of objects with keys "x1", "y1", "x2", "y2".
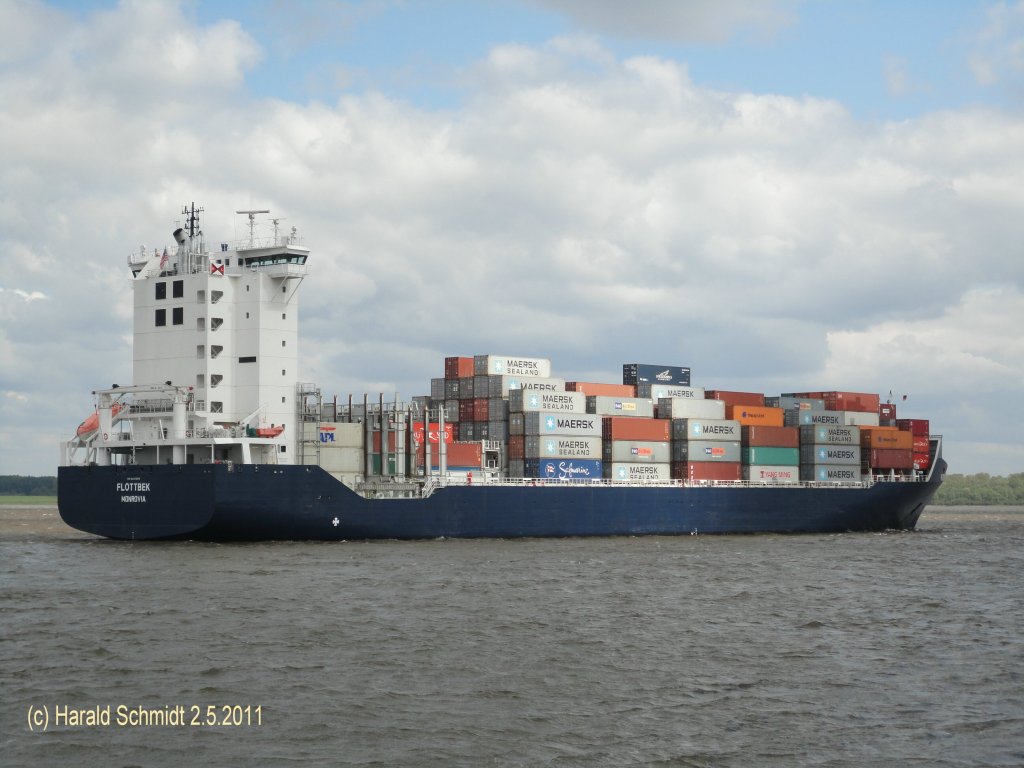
[
  {"x1": 255, "y1": 425, "x2": 285, "y2": 438},
  {"x1": 75, "y1": 403, "x2": 123, "y2": 437}
]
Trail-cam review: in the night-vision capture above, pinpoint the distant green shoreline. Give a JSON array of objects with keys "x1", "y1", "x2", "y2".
[{"x1": 2, "y1": 472, "x2": 1022, "y2": 505}]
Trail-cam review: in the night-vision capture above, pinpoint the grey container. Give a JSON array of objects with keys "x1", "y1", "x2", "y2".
[
  {"x1": 508, "y1": 459, "x2": 525, "y2": 478},
  {"x1": 672, "y1": 418, "x2": 742, "y2": 441},
  {"x1": 800, "y1": 444, "x2": 862, "y2": 465},
  {"x1": 637, "y1": 384, "x2": 705, "y2": 400},
  {"x1": 524, "y1": 435, "x2": 602, "y2": 460},
  {"x1": 524, "y1": 412, "x2": 602, "y2": 437},
  {"x1": 603, "y1": 440, "x2": 672, "y2": 463},
  {"x1": 458, "y1": 377, "x2": 474, "y2": 400},
  {"x1": 509, "y1": 390, "x2": 586, "y2": 413},
  {"x1": 488, "y1": 398, "x2": 509, "y2": 421},
  {"x1": 509, "y1": 412, "x2": 525, "y2": 436},
  {"x1": 778, "y1": 396, "x2": 825, "y2": 412},
  {"x1": 473, "y1": 376, "x2": 490, "y2": 398},
  {"x1": 445, "y1": 379, "x2": 461, "y2": 399},
  {"x1": 671, "y1": 440, "x2": 742, "y2": 463},
  {"x1": 658, "y1": 398, "x2": 727, "y2": 420},
  {"x1": 443, "y1": 399, "x2": 460, "y2": 422},
  {"x1": 487, "y1": 375, "x2": 566, "y2": 398},
  {"x1": 799, "y1": 424, "x2": 860, "y2": 445},
  {"x1": 586, "y1": 396, "x2": 655, "y2": 418},
  {"x1": 430, "y1": 378, "x2": 446, "y2": 400},
  {"x1": 487, "y1": 420, "x2": 509, "y2": 441}
]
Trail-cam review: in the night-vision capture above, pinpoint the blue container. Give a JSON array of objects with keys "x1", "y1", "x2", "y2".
[
  {"x1": 622, "y1": 363, "x2": 691, "y2": 386},
  {"x1": 523, "y1": 459, "x2": 603, "y2": 480}
]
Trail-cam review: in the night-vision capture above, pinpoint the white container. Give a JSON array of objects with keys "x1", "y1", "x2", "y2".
[
  {"x1": 606, "y1": 463, "x2": 671, "y2": 482},
  {"x1": 509, "y1": 390, "x2": 586, "y2": 413},
  {"x1": 658, "y1": 398, "x2": 727, "y2": 420},
  {"x1": 474, "y1": 355, "x2": 552, "y2": 378},
  {"x1": 586, "y1": 396, "x2": 655, "y2": 418},
  {"x1": 744, "y1": 465, "x2": 800, "y2": 483},
  {"x1": 523, "y1": 412, "x2": 602, "y2": 437}
]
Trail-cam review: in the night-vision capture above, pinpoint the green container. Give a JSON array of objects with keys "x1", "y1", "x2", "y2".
[
  {"x1": 742, "y1": 446, "x2": 799, "y2": 466},
  {"x1": 369, "y1": 454, "x2": 399, "y2": 475}
]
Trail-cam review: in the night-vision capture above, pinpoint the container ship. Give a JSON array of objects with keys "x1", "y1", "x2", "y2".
[{"x1": 57, "y1": 207, "x2": 946, "y2": 541}]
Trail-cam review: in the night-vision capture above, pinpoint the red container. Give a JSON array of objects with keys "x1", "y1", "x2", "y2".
[
  {"x1": 912, "y1": 436, "x2": 930, "y2": 453},
  {"x1": 705, "y1": 390, "x2": 765, "y2": 407},
  {"x1": 913, "y1": 452, "x2": 931, "y2": 470},
  {"x1": 896, "y1": 419, "x2": 930, "y2": 436},
  {"x1": 508, "y1": 435, "x2": 525, "y2": 460},
  {"x1": 567, "y1": 382, "x2": 636, "y2": 397},
  {"x1": 458, "y1": 400, "x2": 475, "y2": 422},
  {"x1": 823, "y1": 391, "x2": 880, "y2": 413},
  {"x1": 472, "y1": 398, "x2": 489, "y2": 421},
  {"x1": 741, "y1": 425, "x2": 799, "y2": 448},
  {"x1": 371, "y1": 431, "x2": 398, "y2": 452},
  {"x1": 444, "y1": 356, "x2": 474, "y2": 380},
  {"x1": 672, "y1": 462, "x2": 742, "y2": 482},
  {"x1": 860, "y1": 428, "x2": 913, "y2": 450},
  {"x1": 879, "y1": 403, "x2": 897, "y2": 420},
  {"x1": 865, "y1": 448, "x2": 914, "y2": 469},
  {"x1": 602, "y1": 416, "x2": 671, "y2": 441},
  {"x1": 727, "y1": 405, "x2": 784, "y2": 427}
]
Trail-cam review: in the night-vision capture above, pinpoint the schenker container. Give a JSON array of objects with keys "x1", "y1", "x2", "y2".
[
  {"x1": 800, "y1": 444, "x2": 862, "y2": 465},
  {"x1": 744, "y1": 465, "x2": 799, "y2": 483},
  {"x1": 524, "y1": 435, "x2": 602, "y2": 460},
  {"x1": 658, "y1": 398, "x2": 726, "y2": 420},
  {"x1": 672, "y1": 441, "x2": 742, "y2": 463},
  {"x1": 623, "y1": 364, "x2": 691, "y2": 386},
  {"x1": 475, "y1": 355, "x2": 552, "y2": 378},
  {"x1": 509, "y1": 390, "x2": 586, "y2": 413},
  {"x1": 524, "y1": 412, "x2": 602, "y2": 437},
  {"x1": 673, "y1": 419, "x2": 742, "y2": 442},
  {"x1": 607, "y1": 463, "x2": 671, "y2": 482},
  {"x1": 523, "y1": 459, "x2": 602, "y2": 480},
  {"x1": 603, "y1": 441, "x2": 671, "y2": 463}
]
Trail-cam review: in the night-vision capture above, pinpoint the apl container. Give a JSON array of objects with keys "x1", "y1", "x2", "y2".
[
  {"x1": 672, "y1": 441, "x2": 742, "y2": 463},
  {"x1": 524, "y1": 435, "x2": 603, "y2": 460},
  {"x1": 475, "y1": 355, "x2": 552, "y2": 378},
  {"x1": 509, "y1": 390, "x2": 586, "y2": 413},
  {"x1": 658, "y1": 398, "x2": 727, "y2": 420},
  {"x1": 799, "y1": 424, "x2": 860, "y2": 445},
  {"x1": 586, "y1": 396, "x2": 655, "y2": 418},
  {"x1": 673, "y1": 419, "x2": 742, "y2": 442},
  {"x1": 607, "y1": 463, "x2": 671, "y2": 482},
  {"x1": 524, "y1": 412, "x2": 602, "y2": 437},
  {"x1": 744, "y1": 465, "x2": 800, "y2": 483},
  {"x1": 742, "y1": 446, "x2": 799, "y2": 466},
  {"x1": 524, "y1": 459, "x2": 603, "y2": 480},
  {"x1": 623, "y1": 363, "x2": 691, "y2": 386},
  {"x1": 800, "y1": 464, "x2": 862, "y2": 483},
  {"x1": 800, "y1": 444, "x2": 862, "y2": 465},
  {"x1": 603, "y1": 440, "x2": 672, "y2": 463}
]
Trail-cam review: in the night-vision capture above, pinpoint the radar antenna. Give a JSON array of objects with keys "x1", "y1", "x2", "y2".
[{"x1": 236, "y1": 209, "x2": 270, "y2": 248}]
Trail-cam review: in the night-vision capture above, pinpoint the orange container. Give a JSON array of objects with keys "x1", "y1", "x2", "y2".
[
  {"x1": 566, "y1": 382, "x2": 636, "y2": 397},
  {"x1": 508, "y1": 435, "x2": 525, "y2": 460},
  {"x1": 726, "y1": 405, "x2": 784, "y2": 427},
  {"x1": 602, "y1": 416, "x2": 671, "y2": 441},
  {"x1": 860, "y1": 427, "x2": 913, "y2": 450},
  {"x1": 705, "y1": 390, "x2": 765, "y2": 407},
  {"x1": 823, "y1": 391, "x2": 880, "y2": 413},
  {"x1": 671, "y1": 462, "x2": 742, "y2": 481},
  {"x1": 741, "y1": 425, "x2": 799, "y2": 448},
  {"x1": 444, "y1": 356, "x2": 474, "y2": 379}
]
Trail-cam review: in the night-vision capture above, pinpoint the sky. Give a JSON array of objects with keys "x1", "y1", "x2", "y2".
[{"x1": 1, "y1": 0, "x2": 1023, "y2": 477}]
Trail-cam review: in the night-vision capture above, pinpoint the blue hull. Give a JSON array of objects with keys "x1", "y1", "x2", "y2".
[{"x1": 58, "y1": 458, "x2": 946, "y2": 541}]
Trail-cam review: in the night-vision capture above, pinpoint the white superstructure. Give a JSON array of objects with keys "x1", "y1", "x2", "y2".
[{"x1": 62, "y1": 205, "x2": 309, "y2": 468}]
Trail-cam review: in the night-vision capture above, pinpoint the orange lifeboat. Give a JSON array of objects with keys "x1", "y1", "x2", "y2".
[
  {"x1": 76, "y1": 403, "x2": 123, "y2": 437},
  {"x1": 255, "y1": 425, "x2": 285, "y2": 438}
]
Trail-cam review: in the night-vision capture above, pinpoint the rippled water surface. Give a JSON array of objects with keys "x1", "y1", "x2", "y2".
[{"x1": 2, "y1": 505, "x2": 1023, "y2": 767}]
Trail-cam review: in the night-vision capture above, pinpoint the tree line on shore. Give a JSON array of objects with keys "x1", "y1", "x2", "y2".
[{"x1": 2, "y1": 473, "x2": 1022, "y2": 505}]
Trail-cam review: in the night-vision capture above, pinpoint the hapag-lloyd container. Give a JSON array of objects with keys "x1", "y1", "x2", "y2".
[
  {"x1": 524, "y1": 435, "x2": 602, "y2": 459},
  {"x1": 602, "y1": 416, "x2": 671, "y2": 441},
  {"x1": 799, "y1": 424, "x2": 860, "y2": 446},
  {"x1": 586, "y1": 396, "x2": 655, "y2": 418},
  {"x1": 673, "y1": 419, "x2": 742, "y2": 442},
  {"x1": 603, "y1": 440, "x2": 671, "y2": 463},
  {"x1": 742, "y1": 425, "x2": 799, "y2": 448},
  {"x1": 487, "y1": 375, "x2": 566, "y2": 398},
  {"x1": 744, "y1": 465, "x2": 800, "y2": 483},
  {"x1": 800, "y1": 464, "x2": 862, "y2": 483},
  {"x1": 658, "y1": 398, "x2": 727, "y2": 420},
  {"x1": 475, "y1": 355, "x2": 552, "y2": 378},
  {"x1": 800, "y1": 444, "x2": 862, "y2": 465},
  {"x1": 636, "y1": 384, "x2": 705, "y2": 400},
  {"x1": 672, "y1": 441, "x2": 742, "y2": 463},
  {"x1": 860, "y1": 428, "x2": 913, "y2": 450},
  {"x1": 607, "y1": 463, "x2": 672, "y2": 482},
  {"x1": 727, "y1": 405, "x2": 784, "y2": 427},
  {"x1": 523, "y1": 458, "x2": 602, "y2": 480},
  {"x1": 509, "y1": 390, "x2": 586, "y2": 413},
  {"x1": 742, "y1": 446, "x2": 799, "y2": 466},
  {"x1": 524, "y1": 412, "x2": 602, "y2": 437},
  {"x1": 623, "y1": 364, "x2": 691, "y2": 386}
]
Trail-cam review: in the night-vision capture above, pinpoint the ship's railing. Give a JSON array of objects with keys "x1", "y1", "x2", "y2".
[{"x1": 428, "y1": 475, "x2": 925, "y2": 490}]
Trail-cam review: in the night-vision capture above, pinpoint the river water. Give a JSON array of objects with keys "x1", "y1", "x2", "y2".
[{"x1": 2, "y1": 505, "x2": 1022, "y2": 767}]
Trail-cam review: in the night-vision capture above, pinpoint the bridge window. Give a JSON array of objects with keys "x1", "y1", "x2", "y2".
[
  {"x1": 155, "y1": 308, "x2": 166, "y2": 326},
  {"x1": 155, "y1": 282, "x2": 166, "y2": 300}
]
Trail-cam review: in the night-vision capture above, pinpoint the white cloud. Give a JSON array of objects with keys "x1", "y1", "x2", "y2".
[
  {"x1": 969, "y1": 0, "x2": 1024, "y2": 89},
  {"x1": 1, "y1": 4, "x2": 1023, "y2": 477}
]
